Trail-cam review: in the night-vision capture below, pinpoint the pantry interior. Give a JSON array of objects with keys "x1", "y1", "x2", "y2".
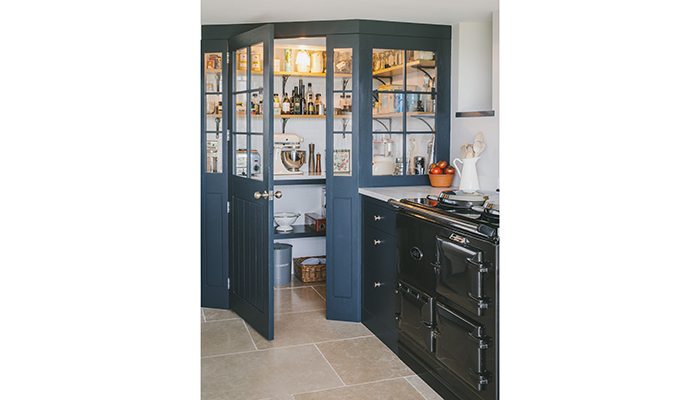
[{"x1": 202, "y1": 21, "x2": 452, "y2": 339}]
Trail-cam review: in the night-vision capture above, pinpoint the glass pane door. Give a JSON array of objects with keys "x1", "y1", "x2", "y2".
[{"x1": 204, "y1": 52, "x2": 223, "y2": 173}]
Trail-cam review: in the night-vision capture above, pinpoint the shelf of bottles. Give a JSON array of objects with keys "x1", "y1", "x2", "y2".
[
  {"x1": 204, "y1": 52, "x2": 224, "y2": 174},
  {"x1": 371, "y1": 49, "x2": 437, "y2": 176}
]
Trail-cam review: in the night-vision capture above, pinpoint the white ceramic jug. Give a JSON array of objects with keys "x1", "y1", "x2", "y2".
[{"x1": 453, "y1": 157, "x2": 480, "y2": 192}]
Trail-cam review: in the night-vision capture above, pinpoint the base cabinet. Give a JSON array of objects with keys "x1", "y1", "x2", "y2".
[{"x1": 361, "y1": 196, "x2": 398, "y2": 353}]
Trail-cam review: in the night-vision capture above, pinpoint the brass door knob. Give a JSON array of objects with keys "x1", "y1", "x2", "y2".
[
  {"x1": 254, "y1": 191, "x2": 269, "y2": 199},
  {"x1": 274, "y1": 190, "x2": 282, "y2": 199}
]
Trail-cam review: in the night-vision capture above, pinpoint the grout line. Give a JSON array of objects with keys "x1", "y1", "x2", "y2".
[
  {"x1": 404, "y1": 376, "x2": 431, "y2": 400},
  {"x1": 275, "y1": 308, "x2": 326, "y2": 316},
  {"x1": 311, "y1": 285, "x2": 326, "y2": 300},
  {"x1": 314, "y1": 343, "x2": 346, "y2": 387},
  {"x1": 201, "y1": 317, "x2": 241, "y2": 323},
  {"x1": 290, "y1": 376, "x2": 415, "y2": 397},
  {"x1": 241, "y1": 320, "x2": 259, "y2": 351},
  {"x1": 201, "y1": 335, "x2": 377, "y2": 359}
]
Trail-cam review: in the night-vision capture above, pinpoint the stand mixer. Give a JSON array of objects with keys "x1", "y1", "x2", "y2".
[{"x1": 274, "y1": 133, "x2": 306, "y2": 175}]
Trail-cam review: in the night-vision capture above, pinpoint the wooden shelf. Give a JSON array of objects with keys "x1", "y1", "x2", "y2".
[
  {"x1": 273, "y1": 224, "x2": 325, "y2": 239},
  {"x1": 372, "y1": 111, "x2": 435, "y2": 118},
  {"x1": 372, "y1": 60, "x2": 435, "y2": 78},
  {"x1": 205, "y1": 68, "x2": 222, "y2": 73},
  {"x1": 235, "y1": 69, "x2": 350, "y2": 78}
]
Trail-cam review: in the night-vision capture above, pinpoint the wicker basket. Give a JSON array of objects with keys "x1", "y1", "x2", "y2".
[{"x1": 293, "y1": 256, "x2": 327, "y2": 283}]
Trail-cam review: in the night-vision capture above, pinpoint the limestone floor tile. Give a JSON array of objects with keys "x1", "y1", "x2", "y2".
[
  {"x1": 249, "y1": 309, "x2": 373, "y2": 350},
  {"x1": 202, "y1": 307, "x2": 242, "y2": 322},
  {"x1": 405, "y1": 375, "x2": 445, "y2": 400},
  {"x1": 201, "y1": 344, "x2": 343, "y2": 400},
  {"x1": 311, "y1": 285, "x2": 326, "y2": 300},
  {"x1": 201, "y1": 319, "x2": 256, "y2": 357},
  {"x1": 274, "y1": 287, "x2": 326, "y2": 315},
  {"x1": 315, "y1": 336, "x2": 414, "y2": 385},
  {"x1": 292, "y1": 378, "x2": 426, "y2": 400}
]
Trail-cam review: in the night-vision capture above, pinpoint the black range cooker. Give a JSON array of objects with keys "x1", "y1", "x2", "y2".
[{"x1": 389, "y1": 192, "x2": 499, "y2": 400}]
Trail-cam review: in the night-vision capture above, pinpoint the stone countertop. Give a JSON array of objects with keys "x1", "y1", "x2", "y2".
[{"x1": 359, "y1": 186, "x2": 499, "y2": 203}]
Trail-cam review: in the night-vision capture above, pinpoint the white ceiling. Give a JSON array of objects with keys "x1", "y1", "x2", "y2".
[{"x1": 201, "y1": 0, "x2": 499, "y2": 26}]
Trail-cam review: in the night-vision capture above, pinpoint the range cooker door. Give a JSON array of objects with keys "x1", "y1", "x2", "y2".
[
  {"x1": 396, "y1": 213, "x2": 437, "y2": 292},
  {"x1": 435, "y1": 235, "x2": 491, "y2": 317},
  {"x1": 435, "y1": 302, "x2": 492, "y2": 392},
  {"x1": 396, "y1": 282, "x2": 435, "y2": 353}
]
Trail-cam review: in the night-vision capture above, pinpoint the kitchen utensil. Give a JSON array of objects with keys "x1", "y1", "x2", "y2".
[
  {"x1": 281, "y1": 150, "x2": 306, "y2": 172},
  {"x1": 309, "y1": 143, "x2": 315, "y2": 174},
  {"x1": 453, "y1": 157, "x2": 481, "y2": 192},
  {"x1": 414, "y1": 156, "x2": 425, "y2": 175},
  {"x1": 274, "y1": 212, "x2": 300, "y2": 232},
  {"x1": 473, "y1": 140, "x2": 485, "y2": 157},
  {"x1": 465, "y1": 145, "x2": 474, "y2": 158},
  {"x1": 274, "y1": 133, "x2": 305, "y2": 175},
  {"x1": 475, "y1": 131, "x2": 484, "y2": 143}
]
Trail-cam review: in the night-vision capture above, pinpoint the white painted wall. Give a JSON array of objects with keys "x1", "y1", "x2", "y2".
[{"x1": 450, "y1": 11, "x2": 499, "y2": 191}]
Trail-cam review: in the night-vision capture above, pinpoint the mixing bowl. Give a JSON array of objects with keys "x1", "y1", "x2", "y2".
[{"x1": 281, "y1": 149, "x2": 306, "y2": 172}]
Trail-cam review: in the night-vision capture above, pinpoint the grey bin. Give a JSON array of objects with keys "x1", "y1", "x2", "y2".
[{"x1": 273, "y1": 243, "x2": 293, "y2": 286}]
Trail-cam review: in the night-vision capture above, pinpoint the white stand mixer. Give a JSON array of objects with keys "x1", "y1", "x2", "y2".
[{"x1": 274, "y1": 133, "x2": 306, "y2": 175}]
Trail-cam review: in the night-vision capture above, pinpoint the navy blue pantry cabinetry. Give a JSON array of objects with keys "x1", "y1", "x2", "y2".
[
  {"x1": 361, "y1": 195, "x2": 398, "y2": 352},
  {"x1": 200, "y1": 20, "x2": 451, "y2": 329}
]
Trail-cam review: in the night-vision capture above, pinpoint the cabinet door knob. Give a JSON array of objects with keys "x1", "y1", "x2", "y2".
[
  {"x1": 374, "y1": 215, "x2": 383, "y2": 221},
  {"x1": 254, "y1": 191, "x2": 269, "y2": 199},
  {"x1": 373, "y1": 239, "x2": 382, "y2": 245},
  {"x1": 374, "y1": 282, "x2": 384, "y2": 288}
]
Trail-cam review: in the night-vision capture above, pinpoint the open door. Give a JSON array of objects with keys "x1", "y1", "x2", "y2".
[{"x1": 228, "y1": 24, "x2": 275, "y2": 340}]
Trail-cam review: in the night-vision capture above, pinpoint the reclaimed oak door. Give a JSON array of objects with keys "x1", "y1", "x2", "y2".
[{"x1": 228, "y1": 24, "x2": 275, "y2": 340}]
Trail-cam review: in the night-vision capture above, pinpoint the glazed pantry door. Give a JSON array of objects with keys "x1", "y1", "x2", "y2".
[{"x1": 228, "y1": 24, "x2": 275, "y2": 340}]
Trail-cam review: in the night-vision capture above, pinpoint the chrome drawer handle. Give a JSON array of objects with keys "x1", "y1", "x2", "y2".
[
  {"x1": 373, "y1": 239, "x2": 383, "y2": 245},
  {"x1": 374, "y1": 215, "x2": 383, "y2": 221},
  {"x1": 374, "y1": 282, "x2": 384, "y2": 288}
]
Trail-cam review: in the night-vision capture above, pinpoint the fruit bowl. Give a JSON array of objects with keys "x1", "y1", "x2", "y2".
[{"x1": 428, "y1": 173, "x2": 455, "y2": 188}]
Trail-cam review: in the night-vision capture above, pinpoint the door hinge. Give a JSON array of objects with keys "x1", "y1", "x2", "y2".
[
  {"x1": 227, "y1": 52, "x2": 230, "y2": 63},
  {"x1": 227, "y1": 130, "x2": 231, "y2": 141},
  {"x1": 227, "y1": 278, "x2": 230, "y2": 289},
  {"x1": 227, "y1": 201, "x2": 230, "y2": 213}
]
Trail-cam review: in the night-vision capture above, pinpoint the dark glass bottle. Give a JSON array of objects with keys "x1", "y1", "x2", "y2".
[
  {"x1": 292, "y1": 86, "x2": 301, "y2": 115},
  {"x1": 307, "y1": 83, "x2": 314, "y2": 115}
]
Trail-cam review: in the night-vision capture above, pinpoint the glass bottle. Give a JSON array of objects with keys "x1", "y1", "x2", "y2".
[
  {"x1": 273, "y1": 93, "x2": 280, "y2": 115},
  {"x1": 292, "y1": 86, "x2": 301, "y2": 115},
  {"x1": 307, "y1": 83, "x2": 314, "y2": 114},
  {"x1": 282, "y1": 93, "x2": 291, "y2": 115},
  {"x1": 316, "y1": 94, "x2": 323, "y2": 116},
  {"x1": 251, "y1": 93, "x2": 258, "y2": 115}
]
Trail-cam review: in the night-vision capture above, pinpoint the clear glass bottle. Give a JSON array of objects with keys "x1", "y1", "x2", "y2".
[
  {"x1": 282, "y1": 93, "x2": 291, "y2": 115},
  {"x1": 273, "y1": 93, "x2": 281, "y2": 115}
]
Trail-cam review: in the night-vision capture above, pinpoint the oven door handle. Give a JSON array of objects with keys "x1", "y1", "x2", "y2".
[{"x1": 431, "y1": 262, "x2": 440, "y2": 274}]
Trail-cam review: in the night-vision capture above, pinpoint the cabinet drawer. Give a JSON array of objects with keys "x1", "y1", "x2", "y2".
[
  {"x1": 364, "y1": 225, "x2": 397, "y2": 279},
  {"x1": 364, "y1": 199, "x2": 397, "y2": 234},
  {"x1": 364, "y1": 267, "x2": 396, "y2": 331}
]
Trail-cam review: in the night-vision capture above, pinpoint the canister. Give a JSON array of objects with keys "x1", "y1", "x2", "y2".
[{"x1": 273, "y1": 243, "x2": 293, "y2": 286}]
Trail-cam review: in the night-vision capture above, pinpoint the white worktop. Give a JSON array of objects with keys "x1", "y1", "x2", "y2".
[
  {"x1": 359, "y1": 185, "x2": 499, "y2": 203},
  {"x1": 359, "y1": 185, "x2": 457, "y2": 202}
]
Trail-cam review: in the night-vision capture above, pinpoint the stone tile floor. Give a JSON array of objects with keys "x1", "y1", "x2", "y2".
[{"x1": 201, "y1": 277, "x2": 443, "y2": 399}]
